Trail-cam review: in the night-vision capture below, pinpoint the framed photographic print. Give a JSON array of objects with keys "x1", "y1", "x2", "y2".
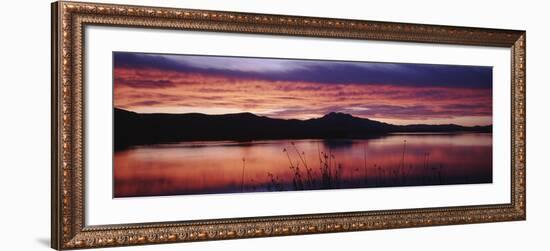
[{"x1": 51, "y1": 1, "x2": 526, "y2": 249}]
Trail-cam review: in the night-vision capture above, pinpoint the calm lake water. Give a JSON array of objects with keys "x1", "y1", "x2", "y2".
[{"x1": 114, "y1": 133, "x2": 492, "y2": 197}]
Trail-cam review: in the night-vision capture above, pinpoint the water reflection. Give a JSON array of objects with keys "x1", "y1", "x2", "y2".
[{"x1": 114, "y1": 133, "x2": 492, "y2": 197}]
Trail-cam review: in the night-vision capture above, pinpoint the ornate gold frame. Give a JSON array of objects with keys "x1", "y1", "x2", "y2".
[{"x1": 51, "y1": 1, "x2": 526, "y2": 249}]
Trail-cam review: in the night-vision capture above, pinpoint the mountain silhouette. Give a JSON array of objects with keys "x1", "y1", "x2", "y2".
[{"x1": 114, "y1": 108, "x2": 491, "y2": 149}]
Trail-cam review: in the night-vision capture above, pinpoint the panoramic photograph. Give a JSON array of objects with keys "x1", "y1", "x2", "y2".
[{"x1": 113, "y1": 51, "x2": 493, "y2": 198}]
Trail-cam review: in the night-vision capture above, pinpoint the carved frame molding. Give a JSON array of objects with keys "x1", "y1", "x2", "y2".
[{"x1": 51, "y1": 1, "x2": 526, "y2": 249}]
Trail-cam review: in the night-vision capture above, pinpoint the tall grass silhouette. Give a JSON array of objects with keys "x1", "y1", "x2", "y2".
[{"x1": 259, "y1": 140, "x2": 447, "y2": 192}]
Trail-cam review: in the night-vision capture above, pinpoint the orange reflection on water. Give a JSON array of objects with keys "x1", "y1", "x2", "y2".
[{"x1": 114, "y1": 133, "x2": 492, "y2": 197}]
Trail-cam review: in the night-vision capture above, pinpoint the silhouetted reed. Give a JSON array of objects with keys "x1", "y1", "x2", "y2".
[
  {"x1": 268, "y1": 142, "x2": 345, "y2": 190},
  {"x1": 291, "y1": 142, "x2": 316, "y2": 188},
  {"x1": 283, "y1": 147, "x2": 305, "y2": 190},
  {"x1": 257, "y1": 139, "x2": 453, "y2": 192},
  {"x1": 266, "y1": 172, "x2": 284, "y2": 191},
  {"x1": 240, "y1": 158, "x2": 246, "y2": 192},
  {"x1": 401, "y1": 140, "x2": 407, "y2": 184},
  {"x1": 363, "y1": 144, "x2": 368, "y2": 185}
]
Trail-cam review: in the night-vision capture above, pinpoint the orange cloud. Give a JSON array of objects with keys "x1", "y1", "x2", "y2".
[{"x1": 114, "y1": 68, "x2": 492, "y2": 126}]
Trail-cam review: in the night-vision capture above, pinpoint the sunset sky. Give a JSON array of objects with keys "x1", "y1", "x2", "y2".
[{"x1": 113, "y1": 52, "x2": 492, "y2": 126}]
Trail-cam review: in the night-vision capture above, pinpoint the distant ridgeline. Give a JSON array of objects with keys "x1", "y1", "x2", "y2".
[{"x1": 114, "y1": 108, "x2": 492, "y2": 149}]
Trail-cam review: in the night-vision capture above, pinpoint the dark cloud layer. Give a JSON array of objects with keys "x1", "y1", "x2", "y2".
[
  {"x1": 113, "y1": 52, "x2": 492, "y2": 89},
  {"x1": 115, "y1": 77, "x2": 175, "y2": 89}
]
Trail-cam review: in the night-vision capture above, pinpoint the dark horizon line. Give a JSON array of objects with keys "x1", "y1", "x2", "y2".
[{"x1": 114, "y1": 107, "x2": 493, "y2": 128}]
